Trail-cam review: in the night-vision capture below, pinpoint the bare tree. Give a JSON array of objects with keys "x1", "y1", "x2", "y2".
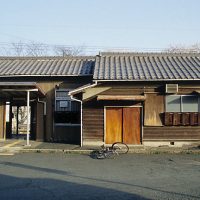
[
  {"x1": 0, "y1": 41, "x2": 85, "y2": 56},
  {"x1": 11, "y1": 41, "x2": 26, "y2": 56},
  {"x1": 54, "y1": 45, "x2": 85, "y2": 56},
  {"x1": 25, "y1": 41, "x2": 48, "y2": 56},
  {"x1": 165, "y1": 43, "x2": 200, "y2": 53}
]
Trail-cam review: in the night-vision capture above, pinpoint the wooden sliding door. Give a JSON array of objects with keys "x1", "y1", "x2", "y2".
[
  {"x1": 105, "y1": 107, "x2": 122, "y2": 144},
  {"x1": 105, "y1": 107, "x2": 141, "y2": 144}
]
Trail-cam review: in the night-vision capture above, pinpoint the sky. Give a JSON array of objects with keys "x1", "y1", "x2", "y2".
[{"x1": 0, "y1": 0, "x2": 200, "y2": 54}]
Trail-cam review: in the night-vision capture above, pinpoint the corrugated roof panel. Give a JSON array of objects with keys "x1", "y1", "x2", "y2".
[
  {"x1": 5, "y1": 60, "x2": 19, "y2": 75},
  {"x1": 18, "y1": 60, "x2": 32, "y2": 74},
  {"x1": 168, "y1": 57, "x2": 186, "y2": 79},
  {"x1": 135, "y1": 57, "x2": 145, "y2": 79},
  {"x1": 181, "y1": 57, "x2": 198, "y2": 78},
  {"x1": 146, "y1": 57, "x2": 161, "y2": 79},
  {"x1": 73, "y1": 59, "x2": 80, "y2": 75},
  {"x1": 129, "y1": 56, "x2": 139, "y2": 79},
  {"x1": 51, "y1": 59, "x2": 62, "y2": 75},
  {"x1": 40, "y1": 60, "x2": 53, "y2": 75},
  {"x1": 54, "y1": 59, "x2": 63, "y2": 75},
  {"x1": 158, "y1": 57, "x2": 176, "y2": 79},
  {"x1": 0, "y1": 60, "x2": 12, "y2": 74},
  {"x1": 98, "y1": 56, "x2": 105, "y2": 79},
  {"x1": 84, "y1": 60, "x2": 94, "y2": 75},
  {"x1": 25, "y1": 60, "x2": 39, "y2": 75},
  {"x1": 110, "y1": 56, "x2": 116, "y2": 80},
  {"x1": 34, "y1": 60, "x2": 46, "y2": 75},
  {"x1": 121, "y1": 57, "x2": 127, "y2": 79},
  {"x1": 124, "y1": 56, "x2": 133, "y2": 79},
  {"x1": 174, "y1": 57, "x2": 193, "y2": 79},
  {"x1": 12, "y1": 60, "x2": 27, "y2": 75},
  {"x1": 61, "y1": 59, "x2": 71, "y2": 75},
  {"x1": 46, "y1": 60, "x2": 59, "y2": 75},
  {"x1": 115, "y1": 56, "x2": 121, "y2": 80},
  {"x1": 140, "y1": 57, "x2": 153, "y2": 79},
  {"x1": 103, "y1": 56, "x2": 109, "y2": 79},
  {"x1": 190, "y1": 57, "x2": 200, "y2": 73},
  {"x1": 0, "y1": 56, "x2": 95, "y2": 77}
]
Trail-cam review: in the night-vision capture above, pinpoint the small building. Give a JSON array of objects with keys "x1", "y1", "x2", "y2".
[
  {"x1": 0, "y1": 56, "x2": 95, "y2": 144},
  {"x1": 70, "y1": 52, "x2": 200, "y2": 147}
]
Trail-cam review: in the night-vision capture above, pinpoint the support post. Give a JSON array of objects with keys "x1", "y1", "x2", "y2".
[
  {"x1": 26, "y1": 91, "x2": 31, "y2": 146},
  {"x1": 16, "y1": 106, "x2": 19, "y2": 136}
]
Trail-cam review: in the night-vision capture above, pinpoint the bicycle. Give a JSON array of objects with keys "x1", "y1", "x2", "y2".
[{"x1": 90, "y1": 142, "x2": 129, "y2": 159}]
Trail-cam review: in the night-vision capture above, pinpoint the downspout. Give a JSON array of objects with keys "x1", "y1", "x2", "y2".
[
  {"x1": 69, "y1": 81, "x2": 98, "y2": 147},
  {"x1": 70, "y1": 96, "x2": 83, "y2": 147},
  {"x1": 38, "y1": 98, "x2": 47, "y2": 141}
]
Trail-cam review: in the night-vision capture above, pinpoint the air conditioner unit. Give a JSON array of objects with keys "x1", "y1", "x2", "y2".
[{"x1": 165, "y1": 84, "x2": 178, "y2": 94}]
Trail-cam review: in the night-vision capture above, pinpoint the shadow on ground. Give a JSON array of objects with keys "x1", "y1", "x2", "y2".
[
  {"x1": 0, "y1": 161, "x2": 199, "y2": 199},
  {"x1": 0, "y1": 173, "x2": 146, "y2": 200}
]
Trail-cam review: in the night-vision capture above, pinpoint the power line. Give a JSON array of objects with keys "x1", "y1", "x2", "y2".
[{"x1": 0, "y1": 41, "x2": 166, "y2": 52}]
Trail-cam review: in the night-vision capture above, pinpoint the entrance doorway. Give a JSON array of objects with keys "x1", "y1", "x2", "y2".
[
  {"x1": 6, "y1": 103, "x2": 36, "y2": 140},
  {"x1": 11, "y1": 106, "x2": 30, "y2": 139},
  {"x1": 105, "y1": 107, "x2": 142, "y2": 144}
]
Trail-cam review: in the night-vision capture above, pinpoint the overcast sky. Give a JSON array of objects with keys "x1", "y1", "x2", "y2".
[{"x1": 0, "y1": 0, "x2": 200, "y2": 53}]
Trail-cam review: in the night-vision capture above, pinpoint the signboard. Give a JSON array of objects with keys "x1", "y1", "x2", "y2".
[{"x1": 59, "y1": 101, "x2": 69, "y2": 108}]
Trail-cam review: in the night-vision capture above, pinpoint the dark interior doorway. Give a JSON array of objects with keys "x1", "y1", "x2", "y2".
[{"x1": 6, "y1": 103, "x2": 36, "y2": 140}]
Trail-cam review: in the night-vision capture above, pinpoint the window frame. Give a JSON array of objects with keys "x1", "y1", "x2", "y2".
[{"x1": 165, "y1": 94, "x2": 200, "y2": 112}]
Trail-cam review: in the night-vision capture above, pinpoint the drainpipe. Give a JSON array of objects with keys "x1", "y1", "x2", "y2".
[
  {"x1": 37, "y1": 98, "x2": 47, "y2": 141},
  {"x1": 70, "y1": 96, "x2": 83, "y2": 147},
  {"x1": 69, "y1": 81, "x2": 98, "y2": 147}
]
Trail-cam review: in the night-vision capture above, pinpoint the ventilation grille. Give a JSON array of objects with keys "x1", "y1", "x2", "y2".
[{"x1": 166, "y1": 84, "x2": 178, "y2": 94}]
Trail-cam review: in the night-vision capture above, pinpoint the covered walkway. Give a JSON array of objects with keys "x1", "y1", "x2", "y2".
[{"x1": 0, "y1": 82, "x2": 46, "y2": 145}]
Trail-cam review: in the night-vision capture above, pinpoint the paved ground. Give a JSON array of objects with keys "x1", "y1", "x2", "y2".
[
  {"x1": 0, "y1": 153, "x2": 200, "y2": 200},
  {"x1": 1, "y1": 139, "x2": 200, "y2": 155}
]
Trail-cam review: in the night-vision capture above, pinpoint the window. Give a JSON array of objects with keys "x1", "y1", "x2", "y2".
[
  {"x1": 54, "y1": 89, "x2": 81, "y2": 124},
  {"x1": 182, "y1": 96, "x2": 199, "y2": 112},
  {"x1": 166, "y1": 96, "x2": 181, "y2": 112},
  {"x1": 166, "y1": 95, "x2": 199, "y2": 112}
]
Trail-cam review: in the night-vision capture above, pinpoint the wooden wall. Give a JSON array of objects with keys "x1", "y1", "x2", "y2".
[
  {"x1": 36, "y1": 102, "x2": 44, "y2": 141},
  {"x1": 144, "y1": 93, "x2": 164, "y2": 126},
  {"x1": 82, "y1": 100, "x2": 142, "y2": 143},
  {"x1": 82, "y1": 82, "x2": 200, "y2": 144},
  {"x1": 37, "y1": 80, "x2": 91, "y2": 142},
  {"x1": 0, "y1": 102, "x2": 6, "y2": 139},
  {"x1": 83, "y1": 101, "x2": 104, "y2": 142},
  {"x1": 143, "y1": 126, "x2": 200, "y2": 140}
]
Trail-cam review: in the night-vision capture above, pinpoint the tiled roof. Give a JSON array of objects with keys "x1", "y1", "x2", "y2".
[
  {"x1": 94, "y1": 52, "x2": 200, "y2": 81},
  {"x1": 0, "y1": 56, "x2": 95, "y2": 77}
]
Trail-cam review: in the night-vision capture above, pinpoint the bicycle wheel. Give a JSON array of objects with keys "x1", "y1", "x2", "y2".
[{"x1": 112, "y1": 142, "x2": 129, "y2": 154}]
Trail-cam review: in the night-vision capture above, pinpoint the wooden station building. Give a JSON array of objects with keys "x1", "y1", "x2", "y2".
[
  {"x1": 0, "y1": 52, "x2": 200, "y2": 147},
  {"x1": 0, "y1": 56, "x2": 94, "y2": 144},
  {"x1": 70, "y1": 52, "x2": 200, "y2": 147}
]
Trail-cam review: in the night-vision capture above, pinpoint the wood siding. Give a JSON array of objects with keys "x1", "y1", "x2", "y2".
[
  {"x1": 164, "y1": 112, "x2": 200, "y2": 126},
  {"x1": 82, "y1": 82, "x2": 200, "y2": 144},
  {"x1": 0, "y1": 102, "x2": 6, "y2": 139},
  {"x1": 83, "y1": 106, "x2": 104, "y2": 141},
  {"x1": 82, "y1": 100, "x2": 140, "y2": 142},
  {"x1": 123, "y1": 107, "x2": 141, "y2": 144},
  {"x1": 143, "y1": 126, "x2": 200, "y2": 140},
  {"x1": 105, "y1": 107, "x2": 122, "y2": 143},
  {"x1": 36, "y1": 102, "x2": 44, "y2": 141},
  {"x1": 144, "y1": 93, "x2": 164, "y2": 126}
]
